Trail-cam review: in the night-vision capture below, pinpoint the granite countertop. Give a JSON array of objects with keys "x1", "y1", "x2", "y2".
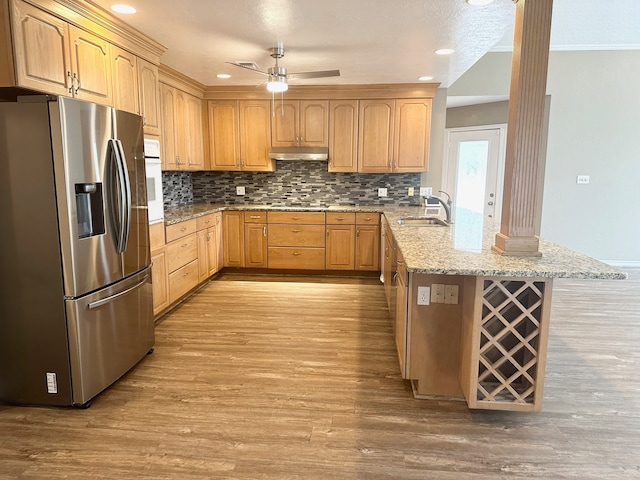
[
  {"x1": 162, "y1": 203, "x2": 626, "y2": 280},
  {"x1": 383, "y1": 207, "x2": 627, "y2": 280}
]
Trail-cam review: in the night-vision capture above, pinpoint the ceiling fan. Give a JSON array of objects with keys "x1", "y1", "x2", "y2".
[{"x1": 226, "y1": 47, "x2": 340, "y2": 93}]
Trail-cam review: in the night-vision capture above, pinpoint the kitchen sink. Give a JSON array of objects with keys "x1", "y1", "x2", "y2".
[{"x1": 397, "y1": 217, "x2": 449, "y2": 227}]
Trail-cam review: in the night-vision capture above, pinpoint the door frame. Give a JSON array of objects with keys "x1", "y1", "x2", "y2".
[{"x1": 441, "y1": 124, "x2": 507, "y2": 223}]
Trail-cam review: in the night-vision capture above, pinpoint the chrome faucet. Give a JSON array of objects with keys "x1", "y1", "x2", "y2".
[{"x1": 426, "y1": 191, "x2": 453, "y2": 224}]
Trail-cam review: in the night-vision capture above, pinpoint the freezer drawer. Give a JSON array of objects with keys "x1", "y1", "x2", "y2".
[{"x1": 65, "y1": 268, "x2": 154, "y2": 405}]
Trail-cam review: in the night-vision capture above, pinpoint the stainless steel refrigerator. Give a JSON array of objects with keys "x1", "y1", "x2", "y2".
[{"x1": 0, "y1": 95, "x2": 154, "y2": 407}]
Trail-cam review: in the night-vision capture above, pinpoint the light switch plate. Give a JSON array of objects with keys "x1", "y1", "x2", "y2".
[
  {"x1": 431, "y1": 284, "x2": 444, "y2": 303},
  {"x1": 444, "y1": 285, "x2": 459, "y2": 304},
  {"x1": 420, "y1": 187, "x2": 432, "y2": 197},
  {"x1": 576, "y1": 175, "x2": 590, "y2": 184},
  {"x1": 236, "y1": 186, "x2": 246, "y2": 195},
  {"x1": 378, "y1": 187, "x2": 388, "y2": 197}
]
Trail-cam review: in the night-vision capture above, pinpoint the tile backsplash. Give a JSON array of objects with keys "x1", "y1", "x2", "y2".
[{"x1": 163, "y1": 161, "x2": 422, "y2": 208}]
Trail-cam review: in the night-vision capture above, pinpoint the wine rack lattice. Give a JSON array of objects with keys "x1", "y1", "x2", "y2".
[{"x1": 476, "y1": 279, "x2": 546, "y2": 406}]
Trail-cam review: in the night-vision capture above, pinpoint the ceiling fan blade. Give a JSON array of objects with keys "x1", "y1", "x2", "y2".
[
  {"x1": 225, "y1": 62, "x2": 270, "y2": 76},
  {"x1": 287, "y1": 69, "x2": 341, "y2": 80}
]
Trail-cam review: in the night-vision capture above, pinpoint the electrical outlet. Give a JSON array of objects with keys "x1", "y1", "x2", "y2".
[
  {"x1": 408, "y1": 187, "x2": 415, "y2": 196},
  {"x1": 430, "y1": 284, "x2": 444, "y2": 303},
  {"x1": 378, "y1": 187, "x2": 388, "y2": 197},
  {"x1": 576, "y1": 175, "x2": 590, "y2": 184},
  {"x1": 236, "y1": 186, "x2": 245, "y2": 195},
  {"x1": 444, "y1": 285, "x2": 459, "y2": 304},
  {"x1": 420, "y1": 187, "x2": 433, "y2": 197},
  {"x1": 417, "y1": 286, "x2": 430, "y2": 305}
]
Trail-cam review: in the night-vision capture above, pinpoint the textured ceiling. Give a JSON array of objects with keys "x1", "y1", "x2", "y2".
[{"x1": 92, "y1": 0, "x2": 640, "y2": 89}]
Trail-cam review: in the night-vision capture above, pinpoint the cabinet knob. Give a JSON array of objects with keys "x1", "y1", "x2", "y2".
[
  {"x1": 291, "y1": 229, "x2": 301, "y2": 233},
  {"x1": 263, "y1": 226, "x2": 267, "y2": 236},
  {"x1": 250, "y1": 215, "x2": 261, "y2": 219},
  {"x1": 292, "y1": 252, "x2": 301, "y2": 256}
]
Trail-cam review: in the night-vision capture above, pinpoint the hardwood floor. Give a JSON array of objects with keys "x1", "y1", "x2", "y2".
[{"x1": 1, "y1": 269, "x2": 639, "y2": 479}]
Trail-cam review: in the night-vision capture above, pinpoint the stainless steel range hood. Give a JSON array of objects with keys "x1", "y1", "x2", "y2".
[{"x1": 269, "y1": 146, "x2": 329, "y2": 161}]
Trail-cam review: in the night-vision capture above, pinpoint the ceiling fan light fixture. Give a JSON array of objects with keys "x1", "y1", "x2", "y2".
[{"x1": 266, "y1": 78, "x2": 288, "y2": 93}]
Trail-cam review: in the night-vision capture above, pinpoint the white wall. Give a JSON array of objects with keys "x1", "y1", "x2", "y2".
[
  {"x1": 423, "y1": 88, "x2": 448, "y2": 193},
  {"x1": 448, "y1": 51, "x2": 640, "y2": 264}
]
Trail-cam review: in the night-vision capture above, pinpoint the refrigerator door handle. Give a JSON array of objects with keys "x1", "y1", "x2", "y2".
[
  {"x1": 87, "y1": 274, "x2": 150, "y2": 310},
  {"x1": 113, "y1": 139, "x2": 131, "y2": 253}
]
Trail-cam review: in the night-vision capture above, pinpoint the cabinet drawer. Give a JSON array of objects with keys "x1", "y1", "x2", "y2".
[
  {"x1": 166, "y1": 219, "x2": 197, "y2": 243},
  {"x1": 268, "y1": 211, "x2": 325, "y2": 224},
  {"x1": 196, "y1": 213, "x2": 217, "y2": 231},
  {"x1": 244, "y1": 211, "x2": 267, "y2": 223},
  {"x1": 268, "y1": 247, "x2": 325, "y2": 270},
  {"x1": 268, "y1": 225, "x2": 325, "y2": 247},
  {"x1": 326, "y1": 212, "x2": 355, "y2": 225},
  {"x1": 166, "y1": 233, "x2": 198, "y2": 272},
  {"x1": 356, "y1": 212, "x2": 380, "y2": 225},
  {"x1": 168, "y1": 259, "x2": 198, "y2": 304},
  {"x1": 149, "y1": 222, "x2": 166, "y2": 250}
]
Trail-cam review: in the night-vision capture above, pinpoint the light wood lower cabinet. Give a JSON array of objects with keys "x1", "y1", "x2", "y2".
[
  {"x1": 223, "y1": 211, "x2": 245, "y2": 267},
  {"x1": 355, "y1": 213, "x2": 381, "y2": 271},
  {"x1": 244, "y1": 211, "x2": 267, "y2": 268},
  {"x1": 168, "y1": 260, "x2": 198, "y2": 304},
  {"x1": 326, "y1": 214, "x2": 355, "y2": 270},
  {"x1": 267, "y1": 211, "x2": 325, "y2": 270},
  {"x1": 150, "y1": 246, "x2": 169, "y2": 315}
]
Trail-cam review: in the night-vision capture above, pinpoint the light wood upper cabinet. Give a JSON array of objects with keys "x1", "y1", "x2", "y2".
[
  {"x1": 186, "y1": 95, "x2": 204, "y2": 170},
  {"x1": 160, "y1": 82, "x2": 204, "y2": 171},
  {"x1": 160, "y1": 83, "x2": 178, "y2": 170},
  {"x1": 239, "y1": 100, "x2": 274, "y2": 171},
  {"x1": 394, "y1": 99, "x2": 431, "y2": 172},
  {"x1": 272, "y1": 100, "x2": 328, "y2": 147},
  {"x1": 208, "y1": 100, "x2": 241, "y2": 170},
  {"x1": 328, "y1": 100, "x2": 358, "y2": 172},
  {"x1": 358, "y1": 98, "x2": 431, "y2": 173},
  {"x1": 10, "y1": 0, "x2": 72, "y2": 96},
  {"x1": 358, "y1": 99, "x2": 394, "y2": 173},
  {"x1": 111, "y1": 45, "x2": 138, "y2": 113},
  {"x1": 138, "y1": 58, "x2": 161, "y2": 136},
  {"x1": 68, "y1": 25, "x2": 112, "y2": 106},
  {"x1": 208, "y1": 100, "x2": 273, "y2": 172}
]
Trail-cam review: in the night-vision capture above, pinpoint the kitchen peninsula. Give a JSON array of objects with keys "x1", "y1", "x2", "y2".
[{"x1": 154, "y1": 203, "x2": 626, "y2": 412}]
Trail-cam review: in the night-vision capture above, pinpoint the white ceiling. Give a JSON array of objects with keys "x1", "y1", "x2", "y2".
[{"x1": 93, "y1": 0, "x2": 640, "y2": 89}]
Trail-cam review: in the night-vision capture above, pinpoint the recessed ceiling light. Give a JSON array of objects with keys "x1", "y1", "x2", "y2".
[
  {"x1": 111, "y1": 4, "x2": 137, "y2": 14},
  {"x1": 435, "y1": 48, "x2": 455, "y2": 55},
  {"x1": 418, "y1": 76, "x2": 434, "y2": 81},
  {"x1": 466, "y1": 0, "x2": 494, "y2": 5},
  {"x1": 216, "y1": 74, "x2": 231, "y2": 79}
]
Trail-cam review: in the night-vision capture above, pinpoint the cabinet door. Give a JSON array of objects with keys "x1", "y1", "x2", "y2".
[
  {"x1": 11, "y1": 0, "x2": 71, "y2": 96},
  {"x1": 186, "y1": 95, "x2": 204, "y2": 170},
  {"x1": 358, "y1": 99, "x2": 394, "y2": 173},
  {"x1": 206, "y1": 226, "x2": 218, "y2": 276},
  {"x1": 215, "y1": 213, "x2": 224, "y2": 271},
  {"x1": 160, "y1": 83, "x2": 178, "y2": 170},
  {"x1": 68, "y1": 25, "x2": 112, "y2": 106},
  {"x1": 271, "y1": 100, "x2": 298, "y2": 146},
  {"x1": 197, "y1": 229, "x2": 209, "y2": 283},
  {"x1": 325, "y1": 225, "x2": 355, "y2": 270},
  {"x1": 244, "y1": 223, "x2": 268, "y2": 268},
  {"x1": 395, "y1": 266, "x2": 408, "y2": 378},
  {"x1": 151, "y1": 247, "x2": 169, "y2": 315},
  {"x1": 328, "y1": 100, "x2": 358, "y2": 172},
  {"x1": 138, "y1": 58, "x2": 160, "y2": 136},
  {"x1": 240, "y1": 100, "x2": 274, "y2": 172},
  {"x1": 394, "y1": 99, "x2": 431, "y2": 172},
  {"x1": 174, "y1": 89, "x2": 188, "y2": 169},
  {"x1": 223, "y1": 211, "x2": 245, "y2": 267},
  {"x1": 208, "y1": 100, "x2": 240, "y2": 170},
  {"x1": 355, "y1": 225, "x2": 380, "y2": 271},
  {"x1": 111, "y1": 45, "x2": 138, "y2": 114},
  {"x1": 299, "y1": 100, "x2": 328, "y2": 147}
]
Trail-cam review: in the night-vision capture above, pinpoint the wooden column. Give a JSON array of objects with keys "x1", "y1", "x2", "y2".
[{"x1": 492, "y1": 0, "x2": 553, "y2": 257}]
